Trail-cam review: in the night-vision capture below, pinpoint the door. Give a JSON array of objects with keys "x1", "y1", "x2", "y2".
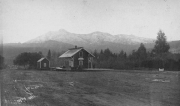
[
  {"x1": 88, "y1": 62, "x2": 91, "y2": 68},
  {"x1": 79, "y1": 60, "x2": 83, "y2": 66}
]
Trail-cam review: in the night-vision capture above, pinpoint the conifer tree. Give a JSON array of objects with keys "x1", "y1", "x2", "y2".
[
  {"x1": 47, "y1": 50, "x2": 51, "y2": 60},
  {"x1": 137, "y1": 43, "x2": 147, "y2": 60}
]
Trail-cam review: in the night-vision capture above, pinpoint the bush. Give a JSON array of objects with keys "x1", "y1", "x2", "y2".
[{"x1": 13, "y1": 52, "x2": 42, "y2": 69}]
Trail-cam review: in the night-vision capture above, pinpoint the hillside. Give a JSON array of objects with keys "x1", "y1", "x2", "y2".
[
  {"x1": 3, "y1": 29, "x2": 180, "y2": 65},
  {"x1": 3, "y1": 40, "x2": 74, "y2": 64},
  {"x1": 25, "y1": 29, "x2": 157, "y2": 54}
]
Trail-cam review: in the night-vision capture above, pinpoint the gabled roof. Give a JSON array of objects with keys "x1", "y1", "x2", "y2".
[
  {"x1": 59, "y1": 47, "x2": 95, "y2": 58},
  {"x1": 37, "y1": 57, "x2": 49, "y2": 62}
]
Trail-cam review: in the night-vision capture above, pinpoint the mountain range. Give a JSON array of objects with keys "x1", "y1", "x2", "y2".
[
  {"x1": 27, "y1": 29, "x2": 154, "y2": 45},
  {"x1": 3, "y1": 29, "x2": 180, "y2": 65},
  {"x1": 25, "y1": 29, "x2": 156, "y2": 53}
]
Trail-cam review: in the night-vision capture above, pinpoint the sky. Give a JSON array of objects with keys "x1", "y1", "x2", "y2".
[{"x1": 1, "y1": 0, "x2": 180, "y2": 43}]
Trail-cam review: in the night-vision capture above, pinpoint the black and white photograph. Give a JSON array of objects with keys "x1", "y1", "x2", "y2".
[{"x1": 0, "y1": 0, "x2": 180, "y2": 106}]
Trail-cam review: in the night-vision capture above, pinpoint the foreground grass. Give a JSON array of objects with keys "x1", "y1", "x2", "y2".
[{"x1": 2, "y1": 69, "x2": 180, "y2": 106}]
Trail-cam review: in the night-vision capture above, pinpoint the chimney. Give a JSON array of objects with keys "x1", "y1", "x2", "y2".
[{"x1": 75, "y1": 45, "x2": 77, "y2": 48}]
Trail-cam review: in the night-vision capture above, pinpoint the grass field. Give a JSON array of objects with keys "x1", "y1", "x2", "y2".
[{"x1": 2, "y1": 69, "x2": 180, "y2": 106}]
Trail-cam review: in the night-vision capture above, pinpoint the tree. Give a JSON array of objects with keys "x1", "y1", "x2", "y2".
[
  {"x1": 0, "y1": 55, "x2": 4, "y2": 69},
  {"x1": 47, "y1": 50, "x2": 51, "y2": 60},
  {"x1": 29, "y1": 52, "x2": 42, "y2": 68},
  {"x1": 124, "y1": 53, "x2": 127, "y2": 59},
  {"x1": 129, "y1": 50, "x2": 138, "y2": 60},
  {"x1": 13, "y1": 52, "x2": 29, "y2": 68},
  {"x1": 38, "y1": 51, "x2": 43, "y2": 57},
  {"x1": 119, "y1": 50, "x2": 124, "y2": 57},
  {"x1": 118, "y1": 50, "x2": 127, "y2": 59},
  {"x1": 178, "y1": 59, "x2": 180, "y2": 70},
  {"x1": 93, "y1": 49, "x2": 98, "y2": 58},
  {"x1": 153, "y1": 30, "x2": 170, "y2": 54},
  {"x1": 13, "y1": 52, "x2": 42, "y2": 69},
  {"x1": 137, "y1": 43, "x2": 147, "y2": 60},
  {"x1": 104, "y1": 48, "x2": 112, "y2": 58},
  {"x1": 100, "y1": 49, "x2": 104, "y2": 55}
]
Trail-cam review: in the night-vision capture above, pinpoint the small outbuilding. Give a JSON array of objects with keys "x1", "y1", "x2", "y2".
[
  {"x1": 37, "y1": 57, "x2": 50, "y2": 70},
  {"x1": 59, "y1": 46, "x2": 95, "y2": 70}
]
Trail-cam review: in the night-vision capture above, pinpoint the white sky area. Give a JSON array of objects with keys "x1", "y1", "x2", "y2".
[{"x1": 1, "y1": 0, "x2": 180, "y2": 43}]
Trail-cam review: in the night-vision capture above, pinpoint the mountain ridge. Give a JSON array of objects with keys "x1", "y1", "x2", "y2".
[
  {"x1": 26, "y1": 29, "x2": 155, "y2": 45},
  {"x1": 3, "y1": 29, "x2": 180, "y2": 65}
]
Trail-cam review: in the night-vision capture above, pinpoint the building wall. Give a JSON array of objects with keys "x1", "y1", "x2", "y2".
[
  {"x1": 37, "y1": 62, "x2": 40, "y2": 69},
  {"x1": 73, "y1": 49, "x2": 92, "y2": 69},
  {"x1": 64, "y1": 58, "x2": 71, "y2": 70},
  {"x1": 83, "y1": 49, "x2": 89, "y2": 68},
  {"x1": 59, "y1": 49, "x2": 94, "y2": 70},
  {"x1": 73, "y1": 52, "x2": 79, "y2": 68},
  {"x1": 39, "y1": 59, "x2": 50, "y2": 69}
]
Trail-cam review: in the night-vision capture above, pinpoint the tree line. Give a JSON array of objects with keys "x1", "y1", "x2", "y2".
[
  {"x1": 13, "y1": 50, "x2": 63, "y2": 69},
  {"x1": 13, "y1": 52, "x2": 42, "y2": 69},
  {"x1": 12, "y1": 30, "x2": 180, "y2": 70},
  {"x1": 93, "y1": 30, "x2": 180, "y2": 71}
]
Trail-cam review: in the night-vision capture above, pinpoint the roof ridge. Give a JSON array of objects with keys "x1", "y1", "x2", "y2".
[
  {"x1": 69, "y1": 47, "x2": 83, "y2": 50},
  {"x1": 59, "y1": 47, "x2": 95, "y2": 58},
  {"x1": 37, "y1": 57, "x2": 49, "y2": 62}
]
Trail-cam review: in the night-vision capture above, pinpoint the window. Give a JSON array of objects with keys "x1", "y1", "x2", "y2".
[
  {"x1": 88, "y1": 57, "x2": 91, "y2": 61},
  {"x1": 79, "y1": 51, "x2": 83, "y2": 57},
  {"x1": 44, "y1": 63, "x2": 46, "y2": 67},
  {"x1": 71, "y1": 57, "x2": 74, "y2": 61}
]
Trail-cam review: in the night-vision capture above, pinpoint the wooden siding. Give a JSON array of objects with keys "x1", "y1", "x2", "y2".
[
  {"x1": 73, "y1": 49, "x2": 92, "y2": 69},
  {"x1": 37, "y1": 58, "x2": 50, "y2": 70},
  {"x1": 59, "y1": 48, "x2": 94, "y2": 70}
]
